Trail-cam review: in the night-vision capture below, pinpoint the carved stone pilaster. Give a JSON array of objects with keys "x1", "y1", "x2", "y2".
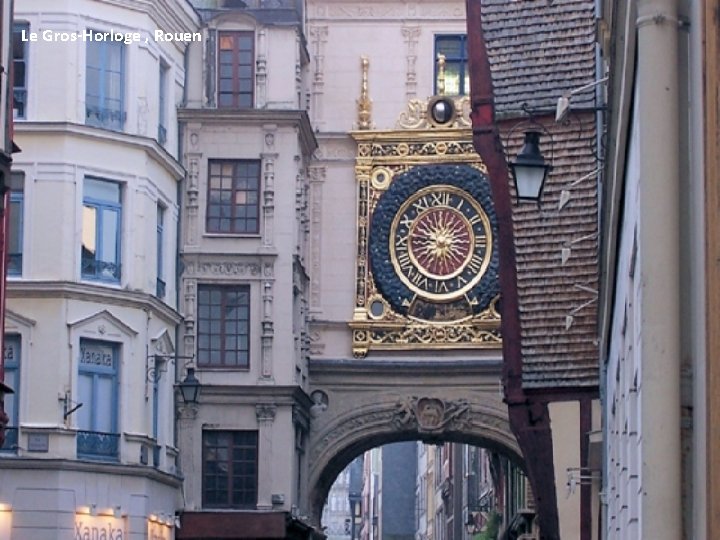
[
  {"x1": 296, "y1": 166, "x2": 309, "y2": 260},
  {"x1": 183, "y1": 278, "x2": 197, "y2": 358},
  {"x1": 262, "y1": 128, "x2": 278, "y2": 250},
  {"x1": 402, "y1": 26, "x2": 421, "y2": 99},
  {"x1": 260, "y1": 279, "x2": 275, "y2": 382},
  {"x1": 256, "y1": 29, "x2": 267, "y2": 108},
  {"x1": 308, "y1": 26, "x2": 328, "y2": 127},
  {"x1": 295, "y1": 29, "x2": 302, "y2": 109},
  {"x1": 308, "y1": 166, "x2": 326, "y2": 311},
  {"x1": 186, "y1": 153, "x2": 201, "y2": 247},
  {"x1": 255, "y1": 403, "x2": 276, "y2": 510}
]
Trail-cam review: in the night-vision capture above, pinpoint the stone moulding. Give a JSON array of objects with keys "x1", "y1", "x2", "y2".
[{"x1": 307, "y1": 394, "x2": 519, "y2": 523}]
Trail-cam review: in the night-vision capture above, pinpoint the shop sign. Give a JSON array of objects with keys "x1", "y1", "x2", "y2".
[
  {"x1": 75, "y1": 515, "x2": 125, "y2": 540},
  {"x1": 148, "y1": 519, "x2": 173, "y2": 540}
]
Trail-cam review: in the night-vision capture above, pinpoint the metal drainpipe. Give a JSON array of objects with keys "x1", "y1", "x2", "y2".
[
  {"x1": 172, "y1": 41, "x2": 190, "y2": 463},
  {"x1": 635, "y1": 0, "x2": 681, "y2": 538},
  {"x1": 594, "y1": 1, "x2": 608, "y2": 538}
]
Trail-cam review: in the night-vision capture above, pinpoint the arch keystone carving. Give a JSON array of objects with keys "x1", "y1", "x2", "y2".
[{"x1": 394, "y1": 396, "x2": 471, "y2": 434}]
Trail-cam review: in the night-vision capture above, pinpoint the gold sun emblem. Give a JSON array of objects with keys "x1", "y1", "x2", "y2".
[{"x1": 410, "y1": 208, "x2": 472, "y2": 279}]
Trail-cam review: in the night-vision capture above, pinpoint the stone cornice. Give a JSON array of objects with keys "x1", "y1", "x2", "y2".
[
  {"x1": 14, "y1": 122, "x2": 185, "y2": 180},
  {"x1": 309, "y1": 358, "x2": 503, "y2": 379},
  {"x1": 178, "y1": 108, "x2": 318, "y2": 157},
  {"x1": 93, "y1": 0, "x2": 199, "y2": 38},
  {"x1": 6, "y1": 281, "x2": 182, "y2": 326},
  {"x1": 308, "y1": 1, "x2": 466, "y2": 23},
  {"x1": 196, "y1": 384, "x2": 313, "y2": 408},
  {"x1": 0, "y1": 457, "x2": 182, "y2": 487}
]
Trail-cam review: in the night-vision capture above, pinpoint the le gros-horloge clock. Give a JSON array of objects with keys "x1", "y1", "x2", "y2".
[{"x1": 369, "y1": 164, "x2": 499, "y2": 323}]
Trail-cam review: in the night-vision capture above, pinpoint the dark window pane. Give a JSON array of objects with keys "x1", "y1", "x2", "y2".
[
  {"x1": 197, "y1": 284, "x2": 251, "y2": 369},
  {"x1": 435, "y1": 35, "x2": 468, "y2": 96},
  {"x1": 203, "y1": 430, "x2": 257, "y2": 508},
  {"x1": 217, "y1": 32, "x2": 254, "y2": 108},
  {"x1": 206, "y1": 160, "x2": 261, "y2": 234}
]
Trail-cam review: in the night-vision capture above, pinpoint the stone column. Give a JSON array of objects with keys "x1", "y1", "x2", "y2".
[
  {"x1": 255, "y1": 404, "x2": 277, "y2": 510},
  {"x1": 309, "y1": 26, "x2": 328, "y2": 128}
]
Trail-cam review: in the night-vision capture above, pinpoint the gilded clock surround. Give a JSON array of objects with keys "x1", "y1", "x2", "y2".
[{"x1": 350, "y1": 97, "x2": 502, "y2": 357}]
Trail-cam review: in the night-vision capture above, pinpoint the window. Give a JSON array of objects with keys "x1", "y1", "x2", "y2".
[
  {"x1": 81, "y1": 178, "x2": 122, "y2": 282},
  {"x1": 7, "y1": 172, "x2": 24, "y2": 276},
  {"x1": 156, "y1": 204, "x2": 165, "y2": 298},
  {"x1": 1, "y1": 335, "x2": 20, "y2": 452},
  {"x1": 158, "y1": 63, "x2": 168, "y2": 145},
  {"x1": 76, "y1": 339, "x2": 119, "y2": 460},
  {"x1": 206, "y1": 160, "x2": 260, "y2": 234},
  {"x1": 434, "y1": 35, "x2": 469, "y2": 96},
  {"x1": 197, "y1": 285, "x2": 250, "y2": 368},
  {"x1": 203, "y1": 430, "x2": 258, "y2": 508},
  {"x1": 12, "y1": 23, "x2": 29, "y2": 119},
  {"x1": 86, "y1": 38, "x2": 125, "y2": 129},
  {"x1": 217, "y1": 31, "x2": 254, "y2": 108}
]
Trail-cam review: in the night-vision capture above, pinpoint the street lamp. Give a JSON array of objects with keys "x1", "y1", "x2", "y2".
[
  {"x1": 0, "y1": 381, "x2": 13, "y2": 404},
  {"x1": 177, "y1": 368, "x2": 201, "y2": 404},
  {"x1": 509, "y1": 131, "x2": 552, "y2": 202}
]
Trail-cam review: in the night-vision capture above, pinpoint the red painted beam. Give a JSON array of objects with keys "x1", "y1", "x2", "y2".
[{"x1": 465, "y1": 1, "x2": 560, "y2": 538}]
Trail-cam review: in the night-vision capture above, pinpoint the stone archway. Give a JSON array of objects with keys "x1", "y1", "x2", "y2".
[{"x1": 306, "y1": 358, "x2": 522, "y2": 524}]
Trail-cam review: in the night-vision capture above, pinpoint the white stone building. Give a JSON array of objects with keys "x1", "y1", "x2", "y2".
[
  {"x1": 174, "y1": 1, "x2": 318, "y2": 537},
  {"x1": 0, "y1": 1, "x2": 198, "y2": 538}
]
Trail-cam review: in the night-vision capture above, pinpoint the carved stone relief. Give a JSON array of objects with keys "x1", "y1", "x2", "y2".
[
  {"x1": 402, "y1": 26, "x2": 421, "y2": 99},
  {"x1": 308, "y1": 26, "x2": 328, "y2": 126},
  {"x1": 183, "y1": 261, "x2": 264, "y2": 277},
  {"x1": 393, "y1": 396, "x2": 472, "y2": 434},
  {"x1": 308, "y1": 166, "x2": 326, "y2": 311},
  {"x1": 256, "y1": 29, "x2": 268, "y2": 108},
  {"x1": 256, "y1": 404, "x2": 277, "y2": 425}
]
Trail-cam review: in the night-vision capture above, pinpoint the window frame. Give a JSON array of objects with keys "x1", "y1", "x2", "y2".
[
  {"x1": 12, "y1": 22, "x2": 29, "y2": 119},
  {"x1": 81, "y1": 177, "x2": 122, "y2": 283},
  {"x1": 217, "y1": 31, "x2": 255, "y2": 109},
  {"x1": 206, "y1": 159, "x2": 261, "y2": 235},
  {"x1": 196, "y1": 284, "x2": 251, "y2": 369},
  {"x1": 202, "y1": 430, "x2": 258, "y2": 509},
  {"x1": 85, "y1": 36, "x2": 126, "y2": 130},
  {"x1": 76, "y1": 338, "x2": 120, "y2": 460},
  {"x1": 1, "y1": 334, "x2": 20, "y2": 452},
  {"x1": 7, "y1": 172, "x2": 24, "y2": 277},
  {"x1": 433, "y1": 34, "x2": 469, "y2": 96},
  {"x1": 156, "y1": 204, "x2": 166, "y2": 298},
  {"x1": 158, "y1": 61, "x2": 169, "y2": 145}
]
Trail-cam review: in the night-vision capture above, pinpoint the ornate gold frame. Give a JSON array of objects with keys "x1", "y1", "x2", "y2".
[{"x1": 349, "y1": 97, "x2": 501, "y2": 357}]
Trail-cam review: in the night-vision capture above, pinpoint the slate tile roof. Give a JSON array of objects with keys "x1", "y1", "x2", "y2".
[
  {"x1": 482, "y1": 0, "x2": 598, "y2": 115},
  {"x1": 485, "y1": 0, "x2": 600, "y2": 389}
]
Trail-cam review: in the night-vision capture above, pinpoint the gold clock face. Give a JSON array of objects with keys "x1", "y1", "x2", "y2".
[{"x1": 389, "y1": 185, "x2": 492, "y2": 301}]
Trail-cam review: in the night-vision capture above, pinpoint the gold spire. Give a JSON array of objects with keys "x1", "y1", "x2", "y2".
[
  {"x1": 357, "y1": 56, "x2": 372, "y2": 130},
  {"x1": 437, "y1": 53, "x2": 446, "y2": 96}
]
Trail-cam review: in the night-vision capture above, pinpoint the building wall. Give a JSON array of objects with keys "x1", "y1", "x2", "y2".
[
  {"x1": 322, "y1": 467, "x2": 351, "y2": 540},
  {"x1": 0, "y1": 1, "x2": 196, "y2": 538},
  {"x1": 175, "y1": 3, "x2": 317, "y2": 528},
  {"x1": 305, "y1": 0, "x2": 469, "y2": 358},
  {"x1": 600, "y1": 0, "x2": 690, "y2": 537},
  {"x1": 381, "y1": 442, "x2": 417, "y2": 540}
]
